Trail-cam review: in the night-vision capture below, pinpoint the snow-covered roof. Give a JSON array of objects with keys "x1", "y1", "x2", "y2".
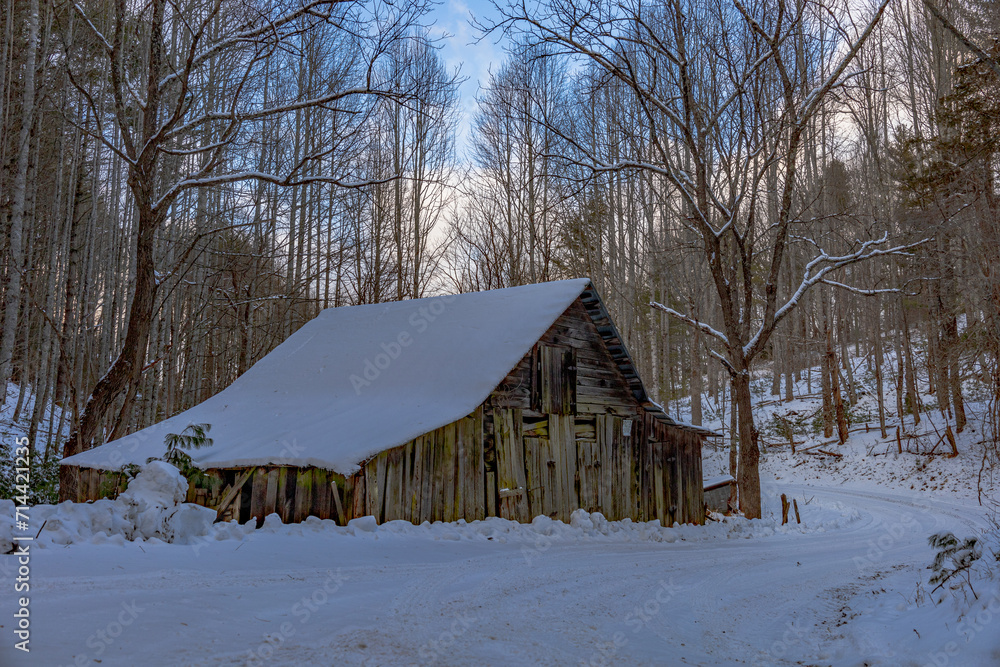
[
  {"x1": 62, "y1": 279, "x2": 595, "y2": 475},
  {"x1": 703, "y1": 475, "x2": 735, "y2": 491},
  {"x1": 644, "y1": 400, "x2": 722, "y2": 438}
]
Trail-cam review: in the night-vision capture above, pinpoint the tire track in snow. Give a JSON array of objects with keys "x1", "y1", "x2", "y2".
[
  {"x1": 11, "y1": 485, "x2": 992, "y2": 666},
  {"x1": 684, "y1": 484, "x2": 992, "y2": 665}
]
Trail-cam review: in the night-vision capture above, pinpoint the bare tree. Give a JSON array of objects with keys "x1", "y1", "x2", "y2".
[
  {"x1": 482, "y1": 0, "x2": 919, "y2": 517},
  {"x1": 59, "y1": 0, "x2": 431, "y2": 455},
  {"x1": 381, "y1": 36, "x2": 460, "y2": 299},
  {"x1": 0, "y1": 0, "x2": 39, "y2": 405},
  {"x1": 449, "y1": 43, "x2": 568, "y2": 290}
]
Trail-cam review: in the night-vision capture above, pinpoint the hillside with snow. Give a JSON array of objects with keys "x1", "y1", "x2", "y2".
[{"x1": 695, "y1": 347, "x2": 998, "y2": 505}]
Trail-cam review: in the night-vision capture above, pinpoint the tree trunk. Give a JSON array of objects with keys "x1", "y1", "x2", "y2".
[
  {"x1": 943, "y1": 314, "x2": 966, "y2": 432},
  {"x1": 0, "y1": 0, "x2": 39, "y2": 403},
  {"x1": 873, "y1": 304, "x2": 887, "y2": 438},
  {"x1": 828, "y1": 326, "x2": 848, "y2": 444},
  {"x1": 728, "y1": 383, "x2": 738, "y2": 512},
  {"x1": 689, "y1": 330, "x2": 703, "y2": 425},
  {"x1": 733, "y1": 370, "x2": 761, "y2": 519},
  {"x1": 821, "y1": 322, "x2": 834, "y2": 438},
  {"x1": 66, "y1": 205, "x2": 162, "y2": 455},
  {"x1": 771, "y1": 338, "x2": 781, "y2": 397},
  {"x1": 65, "y1": 0, "x2": 167, "y2": 455},
  {"x1": 901, "y1": 305, "x2": 921, "y2": 426}
]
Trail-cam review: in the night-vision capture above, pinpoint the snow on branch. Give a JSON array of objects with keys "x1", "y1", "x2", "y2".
[
  {"x1": 819, "y1": 279, "x2": 901, "y2": 296},
  {"x1": 922, "y1": 0, "x2": 1000, "y2": 81},
  {"x1": 163, "y1": 86, "x2": 384, "y2": 141},
  {"x1": 708, "y1": 349, "x2": 736, "y2": 376},
  {"x1": 649, "y1": 301, "x2": 730, "y2": 346},
  {"x1": 821, "y1": 277, "x2": 932, "y2": 297},
  {"x1": 153, "y1": 171, "x2": 397, "y2": 210},
  {"x1": 743, "y1": 235, "x2": 929, "y2": 358},
  {"x1": 798, "y1": 0, "x2": 892, "y2": 121},
  {"x1": 70, "y1": 2, "x2": 114, "y2": 53}
]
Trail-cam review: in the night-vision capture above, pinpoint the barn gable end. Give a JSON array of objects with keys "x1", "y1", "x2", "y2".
[{"x1": 480, "y1": 294, "x2": 706, "y2": 525}]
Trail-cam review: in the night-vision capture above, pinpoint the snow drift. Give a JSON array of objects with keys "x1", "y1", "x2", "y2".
[{"x1": 0, "y1": 462, "x2": 244, "y2": 552}]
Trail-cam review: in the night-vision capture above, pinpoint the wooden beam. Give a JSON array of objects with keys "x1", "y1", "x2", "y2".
[
  {"x1": 330, "y1": 480, "x2": 345, "y2": 526},
  {"x1": 250, "y1": 468, "x2": 268, "y2": 527},
  {"x1": 214, "y1": 467, "x2": 256, "y2": 523}
]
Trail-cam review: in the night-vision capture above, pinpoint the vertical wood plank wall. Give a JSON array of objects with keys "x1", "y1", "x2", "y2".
[
  {"x1": 486, "y1": 407, "x2": 703, "y2": 525},
  {"x1": 58, "y1": 410, "x2": 703, "y2": 526},
  {"x1": 361, "y1": 406, "x2": 487, "y2": 525}
]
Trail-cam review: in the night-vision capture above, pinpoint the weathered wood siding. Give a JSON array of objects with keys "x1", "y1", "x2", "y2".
[
  {"x1": 480, "y1": 408, "x2": 702, "y2": 524},
  {"x1": 353, "y1": 406, "x2": 486, "y2": 524},
  {"x1": 58, "y1": 466, "x2": 131, "y2": 503},
  {"x1": 60, "y1": 295, "x2": 705, "y2": 526},
  {"x1": 494, "y1": 299, "x2": 639, "y2": 416},
  {"x1": 704, "y1": 483, "x2": 731, "y2": 513},
  {"x1": 61, "y1": 413, "x2": 702, "y2": 526},
  {"x1": 58, "y1": 464, "x2": 353, "y2": 527}
]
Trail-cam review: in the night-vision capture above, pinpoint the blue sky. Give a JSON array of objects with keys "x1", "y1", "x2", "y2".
[{"x1": 427, "y1": 0, "x2": 507, "y2": 158}]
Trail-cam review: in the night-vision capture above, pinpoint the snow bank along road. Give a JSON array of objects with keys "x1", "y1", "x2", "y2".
[{"x1": 1, "y1": 485, "x2": 997, "y2": 667}]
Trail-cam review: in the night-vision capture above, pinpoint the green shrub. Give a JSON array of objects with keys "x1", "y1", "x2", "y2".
[{"x1": 149, "y1": 423, "x2": 216, "y2": 490}]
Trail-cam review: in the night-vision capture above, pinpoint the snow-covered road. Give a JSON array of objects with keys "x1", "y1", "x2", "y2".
[{"x1": 2, "y1": 484, "x2": 997, "y2": 667}]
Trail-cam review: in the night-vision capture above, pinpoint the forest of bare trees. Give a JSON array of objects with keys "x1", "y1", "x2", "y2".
[{"x1": 1, "y1": 0, "x2": 997, "y2": 516}]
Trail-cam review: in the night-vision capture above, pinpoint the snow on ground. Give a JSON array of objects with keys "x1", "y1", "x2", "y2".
[
  {"x1": 1, "y1": 382, "x2": 67, "y2": 505},
  {"x1": 0, "y1": 462, "x2": 861, "y2": 556},
  {"x1": 1, "y1": 346, "x2": 999, "y2": 665},
  {"x1": 0, "y1": 381, "x2": 67, "y2": 445},
  {"x1": 0, "y1": 463, "x2": 997, "y2": 665},
  {"x1": 700, "y1": 395, "x2": 998, "y2": 506},
  {"x1": 692, "y1": 345, "x2": 998, "y2": 504}
]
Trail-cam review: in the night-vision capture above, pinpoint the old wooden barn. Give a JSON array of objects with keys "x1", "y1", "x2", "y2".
[{"x1": 61, "y1": 279, "x2": 714, "y2": 526}]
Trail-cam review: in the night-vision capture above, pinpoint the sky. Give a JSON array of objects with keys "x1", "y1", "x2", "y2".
[{"x1": 427, "y1": 0, "x2": 508, "y2": 159}]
